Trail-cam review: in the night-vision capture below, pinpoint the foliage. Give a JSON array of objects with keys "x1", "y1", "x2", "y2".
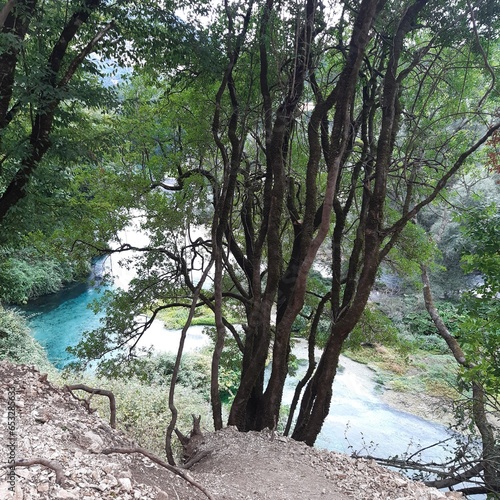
[
  {"x1": 54, "y1": 371, "x2": 211, "y2": 459},
  {"x1": 343, "y1": 305, "x2": 403, "y2": 352},
  {"x1": 0, "y1": 247, "x2": 82, "y2": 304},
  {"x1": 0, "y1": 307, "x2": 54, "y2": 371},
  {"x1": 156, "y1": 305, "x2": 217, "y2": 330},
  {"x1": 417, "y1": 171, "x2": 500, "y2": 296},
  {"x1": 139, "y1": 351, "x2": 213, "y2": 399},
  {"x1": 2, "y1": 0, "x2": 500, "y2": 448},
  {"x1": 401, "y1": 298, "x2": 463, "y2": 354},
  {"x1": 67, "y1": 0, "x2": 500, "y2": 446},
  {"x1": 456, "y1": 203, "x2": 500, "y2": 394}
]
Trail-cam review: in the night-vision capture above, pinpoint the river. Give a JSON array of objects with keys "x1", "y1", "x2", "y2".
[{"x1": 20, "y1": 280, "x2": 458, "y2": 467}]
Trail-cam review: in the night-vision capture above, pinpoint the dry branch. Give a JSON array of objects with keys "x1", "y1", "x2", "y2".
[
  {"x1": 65, "y1": 384, "x2": 116, "y2": 428},
  {"x1": 2, "y1": 458, "x2": 65, "y2": 485},
  {"x1": 100, "y1": 447, "x2": 214, "y2": 500}
]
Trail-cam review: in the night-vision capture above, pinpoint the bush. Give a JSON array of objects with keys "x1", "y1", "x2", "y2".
[
  {"x1": 0, "y1": 306, "x2": 54, "y2": 371},
  {"x1": 144, "y1": 351, "x2": 212, "y2": 399},
  {"x1": 0, "y1": 250, "x2": 76, "y2": 304},
  {"x1": 54, "y1": 371, "x2": 211, "y2": 459},
  {"x1": 344, "y1": 304, "x2": 408, "y2": 353}
]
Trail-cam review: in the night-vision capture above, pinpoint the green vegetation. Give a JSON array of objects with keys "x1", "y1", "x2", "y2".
[
  {"x1": 0, "y1": 307, "x2": 54, "y2": 372},
  {"x1": 156, "y1": 305, "x2": 216, "y2": 329},
  {"x1": 54, "y1": 370, "x2": 211, "y2": 459},
  {"x1": 1, "y1": 1, "x2": 500, "y2": 494}
]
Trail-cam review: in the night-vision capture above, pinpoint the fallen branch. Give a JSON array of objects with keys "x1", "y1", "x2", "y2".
[
  {"x1": 358, "y1": 452, "x2": 489, "y2": 493},
  {"x1": 100, "y1": 446, "x2": 214, "y2": 500},
  {"x1": 65, "y1": 384, "x2": 116, "y2": 428},
  {"x1": 2, "y1": 458, "x2": 65, "y2": 485}
]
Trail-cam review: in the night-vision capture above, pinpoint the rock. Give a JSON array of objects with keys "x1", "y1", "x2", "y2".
[
  {"x1": 37, "y1": 483, "x2": 50, "y2": 493},
  {"x1": 53, "y1": 487, "x2": 79, "y2": 499},
  {"x1": 0, "y1": 361, "x2": 466, "y2": 500},
  {"x1": 118, "y1": 477, "x2": 132, "y2": 491},
  {"x1": 81, "y1": 431, "x2": 104, "y2": 452}
]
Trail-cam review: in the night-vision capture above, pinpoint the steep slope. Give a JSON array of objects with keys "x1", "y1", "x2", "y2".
[{"x1": 0, "y1": 361, "x2": 462, "y2": 499}]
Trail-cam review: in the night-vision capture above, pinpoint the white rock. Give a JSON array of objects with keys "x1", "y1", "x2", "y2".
[
  {"x1": 0, "y1": 482, "x2": 15, "y2": 499},
  {"x1": 119, "y1": 477, "x2": 133, "y2": 491},
  {"x1": 82, "y1": 431, "x2": 104, "y2": 452},
  {"x1": 393, "y1": 477, "x2": 408, "y2": 487},
  {"x1": 37, "y1": 482, "x2": 50, "y2": 493},
  {"x1": 53, "y1": 487, "x2": 80, "y2": 499}
]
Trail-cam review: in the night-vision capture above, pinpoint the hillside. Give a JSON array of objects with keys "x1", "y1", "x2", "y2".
[{"x1": 0, "y1": 361, "x2": 462, "y2": 499}]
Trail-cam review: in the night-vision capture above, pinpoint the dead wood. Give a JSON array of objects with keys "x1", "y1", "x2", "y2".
[
  {"x1": 65, "y1": 384, "x2": 116, "y2": 428},
  {"x1": 175, "y1": 414, "x2": 206, "y2": 466},
  {"x1": 100, "y1": 446, "x2": 214, "y2": 500},
  {"x1": 3, "y1": 458, "x2": 65, "y2": 485}
]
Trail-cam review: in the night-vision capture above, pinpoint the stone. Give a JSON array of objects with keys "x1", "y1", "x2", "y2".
[
  {"x1": 37, "y1": 482, "x2": 50, "y2": 493},
  {"x1": 53, "y1": 488, "x2": 80, "y2": 499},
  {"x1": 118, "y1": 477, "x2": 132, "y2": 491}
]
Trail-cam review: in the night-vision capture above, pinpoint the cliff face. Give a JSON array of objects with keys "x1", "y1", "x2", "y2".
[{"x1": 0, "y1": 361, "x2": 461, "y2": 500}]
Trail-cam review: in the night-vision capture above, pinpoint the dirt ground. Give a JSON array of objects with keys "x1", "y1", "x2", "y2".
[{"x1": 0, "y1": 361, "x2": 463, "y2": 499}]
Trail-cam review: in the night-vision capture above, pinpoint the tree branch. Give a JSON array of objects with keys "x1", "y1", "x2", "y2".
[
  {"x1": 65, "y1": 384, "x2": 116, "y2": 429},
  {"x1": 58, "y1": 20, "x2": 115, "y2": 89},
  {"x1": 2, "y1": 458, "x2": 65, "y2": 485},
  {"x1": 100, "y1": 446, "x2": 214, "y2": 500}
]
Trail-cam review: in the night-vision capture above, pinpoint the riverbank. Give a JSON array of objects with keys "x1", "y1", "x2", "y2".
[
  {"x1": 381, "y1": 388, "x2": 455, "y2": 427},
  {"x1": 342, "y1": 345, "x2": 458, "y2": 428},
  {"x1": 341, "y1": 355, "x2": 454, "y2": 427}
]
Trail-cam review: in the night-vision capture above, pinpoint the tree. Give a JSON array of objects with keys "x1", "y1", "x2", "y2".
[
  {"x1": 0, "y1": 0, "x2": 205, "y2": 226},
  {"x1": 72, "y1": 0, "x2": 500, "y2": 452},
  {"x1": 421, "y1": 262, "x2": 499, "y2": 496}
]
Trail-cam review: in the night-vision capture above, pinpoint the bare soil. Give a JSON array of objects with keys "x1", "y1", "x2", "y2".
[{"x1": 0, "y1": 361, "x2": 462, "y2": 499}]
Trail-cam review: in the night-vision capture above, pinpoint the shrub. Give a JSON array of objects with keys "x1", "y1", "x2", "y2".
[
  {"x1": 0, "y1": 250, "x2": 76, "y2": 304},
  {"x1": 0, "y1": 306, "x2": 54, "y2": 371},
  {"x1": 54, "y1": 371, "x2": 211, "y2": 459},
  {"x1": 344, "y1": 304, "x2": 407, "y2": 352}
]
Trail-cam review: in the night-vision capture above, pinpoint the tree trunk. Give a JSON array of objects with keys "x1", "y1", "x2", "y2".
[
  {"x1": 291, "y1": 329, "x2": 344, "y2": 444},
  {"x1": 421, "y1": 265, "x2": 500, "y2": 493}
]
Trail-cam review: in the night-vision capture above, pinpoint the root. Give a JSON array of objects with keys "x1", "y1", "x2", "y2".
[
  {"x1": 3, "y1": 458, "x2": 65, "y2": 485},
  {"x1": 65, "y1": 384, "x2": 116, "y2": 428}
]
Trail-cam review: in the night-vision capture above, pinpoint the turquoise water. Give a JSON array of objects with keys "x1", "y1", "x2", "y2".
[
  {"x1": 20, "y1": 283, "x2": 109, "y2": 368},
  {"x1": 20, "y1": 278, "x2": 468, "y2": 484}
]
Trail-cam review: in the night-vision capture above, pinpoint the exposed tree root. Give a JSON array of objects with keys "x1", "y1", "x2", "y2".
[
  {"x1": 3, "y1": 458, "x2": 65, "y2": 485},
  {"x1": 100, "y1": 446, "x2": 214, "y2": 500}
]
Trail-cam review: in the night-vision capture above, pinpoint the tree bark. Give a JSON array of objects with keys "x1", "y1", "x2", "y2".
[{"x1": 421, "y1": 265, "x2": 499, "y2": 493}]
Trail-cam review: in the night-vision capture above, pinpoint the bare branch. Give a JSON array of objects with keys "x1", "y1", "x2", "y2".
[
  {"x1": 100, "y1": 447, "x2": 214, "y2": 500},
  {"x1": 65, "y1": 384, "x2": 117, "y2": 429},
  {"x1": 2, "y1": 458, "x2": 65, "y2": 485}
]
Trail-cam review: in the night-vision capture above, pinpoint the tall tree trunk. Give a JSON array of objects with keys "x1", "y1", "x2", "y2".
[
  {"x1": 255, "y1": 0, "x2": 383, "y2": 433},
  {"x1": 421, "y1": 265, "x2": 500, "y2": 493}
]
